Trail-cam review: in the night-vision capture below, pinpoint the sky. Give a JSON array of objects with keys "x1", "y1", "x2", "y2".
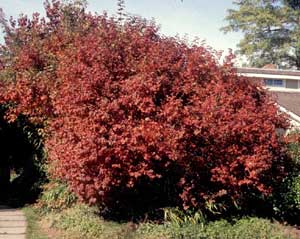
[{"x1": 0, "y1": 0, "x2": 242, "y2": 52}]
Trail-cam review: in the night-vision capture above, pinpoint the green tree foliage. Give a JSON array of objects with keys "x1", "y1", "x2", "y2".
[
  {"x1": 286, "y1": 0, "x2": 300, "y2": 9},
  {"x1": 222, "y1": 0, "x2": 300, "y2": 69}
]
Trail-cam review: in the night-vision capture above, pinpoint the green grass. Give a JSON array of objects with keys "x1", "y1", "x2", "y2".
[
  {"x1": 136, "y1": 218, "x2": 292, "y2": 239},
  {"x1": 22, "y1": 206, "x2": 49, "y2": 239},
  {"x1": 16, "y1": 168, "x2": 300, "y2": 239},
  {"x1": 43, "y1": 204, "x2": 134, "y2": 239},
  {"x1": 38, "y1": 204, "x2": 300, "y2": 239}
]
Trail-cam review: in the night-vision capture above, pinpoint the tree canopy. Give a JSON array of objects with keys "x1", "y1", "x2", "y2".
[
  {"x1": 286, "y1": 0, "x2": 300, "y2": 9},
  {"x1": 222, "y1": 0, "x2": 300, "y2": 69}
]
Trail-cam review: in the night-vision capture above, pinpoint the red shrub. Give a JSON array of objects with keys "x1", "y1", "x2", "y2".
[
  {"x1": 47, "y1": 20, "x2": 290, "y2": 212},
  {"x1": 0, "y1": 1, "x2": 291, "y2": 214}
]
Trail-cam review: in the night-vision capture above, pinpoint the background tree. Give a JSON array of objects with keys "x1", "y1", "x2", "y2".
[
  {"x1": 222, "y1": 0, "x2": 300, "y2": 69},
  {"x1": 286, "y1": 0, "x2": 300, "y2": 9}
]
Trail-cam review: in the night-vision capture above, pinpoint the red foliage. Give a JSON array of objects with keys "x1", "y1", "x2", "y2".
[{"x1": 0, "y1": 1, "x2": 291, "y2": 213}]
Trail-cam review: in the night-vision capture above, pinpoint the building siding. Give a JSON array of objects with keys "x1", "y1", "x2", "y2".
[{"x1": 286, "y1": 79, "x2": 299, "y2": 89}]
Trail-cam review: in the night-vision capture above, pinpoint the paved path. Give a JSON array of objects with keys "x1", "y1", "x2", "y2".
[{"x1": 0, "y1": 205, "x2": 26, "y2": 239}]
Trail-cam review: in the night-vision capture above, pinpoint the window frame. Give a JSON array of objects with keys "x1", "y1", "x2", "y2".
[{"x1": 264, "y1": 78, "x2": 285, "y2": 88}]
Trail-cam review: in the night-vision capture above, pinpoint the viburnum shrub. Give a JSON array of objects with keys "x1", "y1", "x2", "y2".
[{"x1": 0, "y1": 0, "x2": 291, "y2": 215}]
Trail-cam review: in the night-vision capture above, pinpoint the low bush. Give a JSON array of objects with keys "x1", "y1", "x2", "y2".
[
  {"x1": 286, "y1": 130, "x2": 300, "y2": 164},
  {"x1": 273, "y1": 175, "x2": 300, "y2": 222},
  {"x1": 271, "y1": 130, "x2": 300, "y2": 223}
]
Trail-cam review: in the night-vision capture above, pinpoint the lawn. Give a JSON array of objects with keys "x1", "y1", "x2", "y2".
[{"x1": 23, "y1": 204, "x2": 300, "y2": 239}]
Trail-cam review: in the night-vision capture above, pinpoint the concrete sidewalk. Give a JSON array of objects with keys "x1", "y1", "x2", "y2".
[{"x1": 0, "y1": 205, "x2": 26, "y2": 239}]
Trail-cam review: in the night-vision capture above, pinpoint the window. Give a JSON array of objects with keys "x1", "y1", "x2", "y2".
[{"x1": 264, "y1": 79, "x2": 284, "y2": 87}]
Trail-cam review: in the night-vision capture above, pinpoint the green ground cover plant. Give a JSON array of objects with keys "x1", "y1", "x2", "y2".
[
  {"x1": 32, "y1": 203, "x2": 300, "y2": 239},
  {"x1": 270, "y1": 130, "x2": 300, "y2": 223},
  {"x1": 37, "y1": 180, "x2": 77, "y2": 213}
]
